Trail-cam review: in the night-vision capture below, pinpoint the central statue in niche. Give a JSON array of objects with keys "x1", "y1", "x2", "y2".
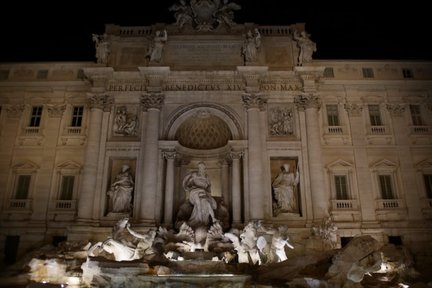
[
  {"x1": 175, "y1": 161, "x2": 230, "y2": 230},
  {"x1": 182, "y1": 162, "x2": 217, "y2": 227}
]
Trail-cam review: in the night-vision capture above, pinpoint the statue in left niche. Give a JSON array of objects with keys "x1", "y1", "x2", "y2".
[
  {"x1": 107, "y1": 164, "x2": 134, "y2": 214},
  {"x1": 113, "y1": 106, "x2": 138, "y2": 136},
  {"x1": 92, "y1": 34, "x2": 110, "y2": 64}
]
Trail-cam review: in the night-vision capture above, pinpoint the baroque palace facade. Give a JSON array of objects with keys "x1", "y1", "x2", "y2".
[{"x1": 0, "y1": 2, "x2": 432, "y2": 266}]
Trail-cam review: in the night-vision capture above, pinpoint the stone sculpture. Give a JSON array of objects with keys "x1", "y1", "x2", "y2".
[
  {"x1": 107, "y1": 165, "x2": 134, "y2": 214},
  {"x1": 272, "y1": 163, "x2": 300, "y2": 214}
]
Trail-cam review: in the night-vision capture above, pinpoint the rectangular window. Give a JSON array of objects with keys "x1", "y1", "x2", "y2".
[
  {"x1": 326, "y1": 104, "x2": 340, "y2": 126},
  {"x1": 36, "y1": 70, "x2": 48, "y2": 79},
  {"x1": 0, "y1": 70, "x2": 9, "y2": 81},
  {"x1": 402, "y1": 68, "x2": 413, "y2": 79},
  {"x1": 15, "y1": 175, "x2": 31, "y2": 199},
  {"x1": 379, "y1": 175, "x2": 394, "y2": 199},
  {"x1": 368, "y1": 105, "x2": 382, "y2": 126},
  {"x1": 29, "y1": 106, "x2": 43, "y2": 127},
  {"x1": 424, "y1": 174, "x2": 432, "y2": 199},
  {"x1": 324, "y1": 67, "x2": 334, "y2": 78},
  {"x1": 4, "y1": 236, "x2": 20, "y2": 265},
  {"x1": 410, "y1": 105, "x2": 424, "y2": 126},
  {"x1": 60, "y1": 176, "x2": 74, "y2": 200},
  {"x1": 362, "y1": 68, "x2": 374, "y2": 78},
  {"x1": 71, "y1": 106, "x2": 84, "y2": 127},
  {"x1": 335, "y1": 175, "x2": 348, "y2": 200}
]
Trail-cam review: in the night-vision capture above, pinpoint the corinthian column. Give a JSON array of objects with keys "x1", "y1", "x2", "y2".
[
  {"x1": 242, "y1": 93, "x2": 266, "y2": 221},
  {"x1": 139, "y1": 93, "x2": 164, "y2": 223},
  {"x1": 295, "y1": 93, "x2": 327, "y2": 220},
  {"x1": 77, "y1": 94, "x2": 112, "y2": 222},
  {"x1": 163, "y1": 150, "x2": 176, "y2": 227},
  {"x1": 230, "y1": 150, "x2": 243, "y2": 225}
]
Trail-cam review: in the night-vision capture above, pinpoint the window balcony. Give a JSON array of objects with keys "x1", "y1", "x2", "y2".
[
  {"x1": 376, "y1": 199, "x2": 404, "y2": 209},
  {"x1": 410, "y1": 125, "x2": 431, "y2": 135},
  {"x1": 9, "y1": 199, "x2": 32, "y2": 209},
  {"x1": 331, "y1": 199, "x2": 359, "y2": 210},
  {"x1": 52, "y1": 200, "x2": 77, "y2": 210}
]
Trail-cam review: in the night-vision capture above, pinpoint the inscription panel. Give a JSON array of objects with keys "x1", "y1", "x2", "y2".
[{"x1": 165, "y1": 39, "x2": 243, "y2": 67}]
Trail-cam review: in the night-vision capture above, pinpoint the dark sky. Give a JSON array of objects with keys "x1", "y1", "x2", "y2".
[{"x1": 0, "y1": 1, "x2": 430, "y2": 62}]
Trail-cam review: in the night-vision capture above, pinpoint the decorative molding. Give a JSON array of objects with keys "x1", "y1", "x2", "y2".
[
  {"x1": 242, "y1": 93, "x2": 266, "y2": 110},
  {"x1": 386, "y1": 104, "x2": 406, "y2": 117},
  {"x1": 344, "y1": 103, "x2": 363, "y2": 117},
  {"x1": 88, "y1": 94, "x2": 113, "y2": 112},
  {"x1": 141, "y1": 93, "x2": 165, "y2": 111},
  {"x1": 47, "y1": 104, "x2": 66, "y2": 118},
  {"x1": 294, "y1": 94, "x2": 321, "y2": 111},
  {"x1": 229, "y1": 151, "x2": 244, "y2": 160},
  {"x1": 162, "y1": 150, "x2": 177, "y2": 160},
  {"x1": 6, "y1": 104, "x2": 25, "y2": 118}
]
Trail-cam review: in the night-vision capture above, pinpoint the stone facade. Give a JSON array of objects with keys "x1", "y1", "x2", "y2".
[{"x1": 1, "y1": 13, "x2": 432, "y2": 266}]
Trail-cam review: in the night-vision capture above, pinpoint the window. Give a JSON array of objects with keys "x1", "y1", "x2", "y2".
[
  {"x1": 15, "y1": 175, "x2": 31, "y2": 199},
  {"x1": 326, "y1": 104, "x2": 340, "y2": 126},
  {"x1": 402, "y1": 68, "x2": 413, "y2": 79},
  {"x1": 424, "y1": 174, "x2": 432, "y2": 199},
  {"x1": 324, "y1": 67, "x2": 334, "y2": 78},
  {"x1": 388, "y1": 236, "x2": 402, "y2": 246},
  {"x1": 60, "y1": 176, "x2": 75, "y2": 200},
  {"x1": 0, "y1": 70, "x2": 9, "y2": 80},
  {"x1": 71, "y1": 106, "x2": 84, "y2": 127},
  {"x1": 29, "y1": 106, "x2": 43, "y2": 127},
  {"x1": 4, "y1": 236, "x2": 20, "y2": 265},
  {"x1": 410, "y1": 104, "x2": 424, "y2": 126},
  {"x1": 335, "y1": 175, "x2": 348, "y2": 200},
  {"x1": 379, "y1": 175, "x2": 394, "y2": 199},
  {"x1": 36, "y1": 70, "x2": 48, "y2": 79},
  {"x1": 362, "y1": 68, "x2": 374, "y2": 78},
  {"x1": 368, "y1": 105, "x2": 382, "y2": 126}
]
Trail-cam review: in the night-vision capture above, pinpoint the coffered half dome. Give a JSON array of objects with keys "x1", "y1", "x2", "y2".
[{"x1": 175, "y1": 109, "x2": 232, "y2": 150}]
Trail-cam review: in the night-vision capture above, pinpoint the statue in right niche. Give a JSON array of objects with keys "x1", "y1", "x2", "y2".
[{"x1": 272, "y1": 163, "x2": 300, "y2": 214}]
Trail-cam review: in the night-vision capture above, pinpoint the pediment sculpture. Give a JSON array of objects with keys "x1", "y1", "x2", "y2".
[{"x1": 169, "y1": 0, "x2": 241, "y2": 31}]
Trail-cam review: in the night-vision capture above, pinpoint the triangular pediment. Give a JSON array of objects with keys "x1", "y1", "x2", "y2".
[
  {"x1": 370, "y1": 159, "x2": 397, "y2": 170},
  {"x1": 415, "y1": 159, "x2": 432, "y2": 169},
  {"x1": 327, "y1": 159, "x2": 353, "y2": 170},
  {"x1": 57, "y1": 160, "x2": 81, "y2": 170},
  {"x1": 12, "y1": 160, "x2": 39, "y2": 171}
]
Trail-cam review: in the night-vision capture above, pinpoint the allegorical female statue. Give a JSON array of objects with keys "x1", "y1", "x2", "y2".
[{"x1": 107, "y1": 165, "x2": 134, "y2": 214}]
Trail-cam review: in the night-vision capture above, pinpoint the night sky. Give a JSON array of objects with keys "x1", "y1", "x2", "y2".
[{"x1": 0, "y1": 0, "x2": 430, "y2": 62}]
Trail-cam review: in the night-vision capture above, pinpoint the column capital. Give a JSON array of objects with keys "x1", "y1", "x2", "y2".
[
  {"x1": 344, "y1": 103, "x2": 363, "y2": 117},
  {"x1": 386, "y1": 103, "x2": 406, "y2": 117},
  {"x1": 242, "y1": 93, "x2": 267, "y2": 110},
  {"x1": 294, "y1": 93, "x2": 321, "y2": 111},
  {"x1": 87, "y1": 93, "x2": 113, "y2": 112},
  {"x1": 162, "y1": 150, "x2": 177, "y2": 160},
  {"x1": 141, "y1": 93, "x2": 164, "y2": 111},
  {"x1": 47, "y1": 104, "x2": 66, "y2": 118},
  {"x1": 229, "y1": 150, "x2": 244, "y2": 160}
]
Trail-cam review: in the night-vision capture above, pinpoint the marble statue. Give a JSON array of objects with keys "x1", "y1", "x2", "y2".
[
  {"x1": 215, "y1": 0, "x2": 241, "y2": 28},
  {"x1": 272, "y1": 163, "x2": 300, "y2": 214},
  {"x1": 113, "y1": 106, "x2": 138, "y2": 136},
  {"x1": 107, "y1": 165, "x2": 134, "y2": 214},
  {"x1": 169, "y1": 0, "x2": 193, "y2": 29},
  {"x1": 146, "y1": 30, "x2": 168, "y2": 63},
  {"x1": 92, "y1": 34, "x2": 110, "y2": 64},
  {"x1": 269, "y1": 107, "x2": 294, "y2": 136},
  {"x1": 182, "y1": 162, "x2": 217, "y2": 227},
  {"x1": 88, "y1": 218, "x2": 156, "y2": 262},
  {"x1": 169, "y1": 0, "x2": 241, "y2": 31},
  {"x1": 293, "y1": 30, "x2": 317, "y2": 66},
  {"x1": 242, "y1": 29, "x2": 261, "y2": 63}
]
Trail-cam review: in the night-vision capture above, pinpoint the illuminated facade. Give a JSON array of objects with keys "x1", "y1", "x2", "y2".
[{"x1": 0, "y1": 9, "x2": 431, "y2": 267}]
